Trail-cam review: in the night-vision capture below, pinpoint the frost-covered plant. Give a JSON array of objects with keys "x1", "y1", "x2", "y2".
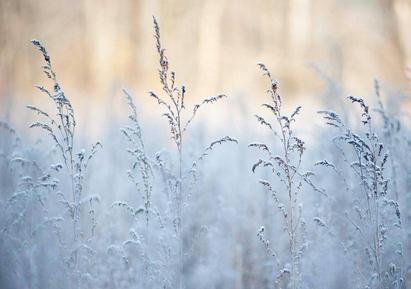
[
  {"x1": 373, "y1": 80, "x2": 404, "y2": 202},
  {"x1": 0, "y1": 120, "x2": 63, "y2": 289},
  {"x1": 317, "y1": 93, "x2": 404, "y2": 289},
  {"x1": 373, "y1": 81, "x2": 411, "y2": 285},
  {"x1": 116, "y1": 89, "x2": 153, "y2": 225},
  {"x1": 28, "y1": 40, "x2": 101, "y2": 288},
  {"x1": 113, "y1": 17, "x2": 237, "y2": 289},
  {"x1": 111, "y1": 89, "x2": 155, "y2": 289},
  {"x1": 250, "y1": 63, "x2": 323, "y2": 289},
  {"x1": 0, "y1": 120, "x2": 21, "y2": 199}
]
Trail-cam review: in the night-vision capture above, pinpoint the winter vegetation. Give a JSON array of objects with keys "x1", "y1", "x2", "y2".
[{"x1": 1, "y1": 15, "x2": 411, "y2": 289}]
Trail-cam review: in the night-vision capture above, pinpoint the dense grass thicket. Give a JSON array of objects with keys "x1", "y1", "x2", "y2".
[{"x1": 1, "y1": 17, "x2": 410, "y2": 289}]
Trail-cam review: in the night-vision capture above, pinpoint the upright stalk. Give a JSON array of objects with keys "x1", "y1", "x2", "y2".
[
  {"x1": 177, "y1": 110, "x2": 184, "y2": 289},
  {"x1": 150, "y1": 17, "x2": 236, "y2": 289},
  {"x1": 250, "y1": 63, "x2": 318, "y2": 289},
  {"x1": 30, "y1": 39, "x2": 100, "y2": 289}
]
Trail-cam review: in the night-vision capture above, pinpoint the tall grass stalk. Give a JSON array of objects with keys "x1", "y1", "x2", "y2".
[
  {"x1": 317, "y1": 92, "x2": 403, "y2": 289},
  {"x1": 251, "y1": 63, "x2": 324, "y2": 289},
  {"x1": 149, "y1": 16, "x2": 237, "y2": 289},
  {"x1": 29, "y1": 40, "x2": 101, "y2": 289}
]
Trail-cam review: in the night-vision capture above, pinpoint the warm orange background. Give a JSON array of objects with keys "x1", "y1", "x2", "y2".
[{"x1": 1, "y1": 0, "x2": 410, "y2": 123}]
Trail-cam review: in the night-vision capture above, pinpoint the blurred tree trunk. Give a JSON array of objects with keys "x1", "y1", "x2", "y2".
[
  {"x1": 197, "y1": 0, "x2": 223, "y2": 94},
  {"x1": 392, "y1": 0, "x2": 411, "y2": 68},
  {"x1": 379, "y1": 0, "x2": 408, "y2": 76}
]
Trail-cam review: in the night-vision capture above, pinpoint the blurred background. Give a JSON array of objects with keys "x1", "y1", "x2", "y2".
[
  {"x1": 1, "y1": 0, "x2": 411, "y2": 127},
  {"x1": 1, "y1": 2, "x2": 411, "y2": 288}
]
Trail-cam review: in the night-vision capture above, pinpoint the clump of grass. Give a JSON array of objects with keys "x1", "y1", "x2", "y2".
[
  {"x1": 110, "y1": 17, "x2": 238, "y2": 289},
  {"x1": 0, "y1": 119, "x2": 65, "y2": 288},
  {"x1": 28, "y1": 39, "x2": 101, "y2": 288},
  {"x1": 118, "y1": 88, "x2": 153, "y2": 225},
  {"x1": 250, "y1": 63, "x2": 323, "y2": 289},
  {"x1": 317, "y1": 90, "x2": 404, "y2": 289},
  {"x1": 111, "y1": 88, "x2": 154, "y2": 288}
]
